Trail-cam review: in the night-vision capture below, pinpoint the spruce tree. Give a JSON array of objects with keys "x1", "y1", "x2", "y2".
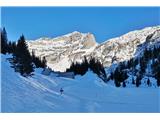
[
  {"x1": 8, "y1": 41, "x2": 12, "y2": 54},
  {"x1": 114, "y1": 78, "x2": 121, "y2": 87},
  {"x1": 66, "y1": 56, "x2": 107, "y2": 82},
  {"x1": 147, "y1": 78, "x2": 151, "y2": 87},
  {"x1": 132, "y1": 77, "x2": 135, "y2": 84},
  {"x1": 135, "y1": 73, "x2": 142, "y2": 87},
  {"x1": 1, "y1": 27, "x2": 8, "y2": 54},
  {"x1": 154, "y1": 67, "x2": 160, "y2": 87},
  {"x1": 89, "y1": 57, "x2": 107, "y2": 82},
  {"x1": 112, "y1": 63, "x2": 128, "y2": 87},
  {"x1": 152, "y1": 59, "x2": 160, "y2": 87},
  {"x1": 123, "y1": 81, "x2": 126, "y2": 87},
  {"x1": 13, "y1": 35, "x2": 34, "y2": 76},
  {"x1": 42, "y1": 56, "x2": 47, "y2": 68},
  {"x1": 31, "y1": 51, "x2": 46, "y2": 68}
]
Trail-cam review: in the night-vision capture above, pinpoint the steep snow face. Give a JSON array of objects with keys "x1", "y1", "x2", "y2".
[
  {"x1": 1, "y1": 54, "x2": 160, "y2": 112},
  {"x1": 92, "y1": 26, "x2": 160, "y2": 67},
  {"x1": 27, "y1": 31, "x2": 98, "y2": 72},
  {"x1": 27, "y1": 26, "x2": 160, "y2": 72}
]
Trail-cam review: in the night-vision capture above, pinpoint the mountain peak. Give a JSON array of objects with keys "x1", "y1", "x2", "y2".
[{"x1": 27, "y1": 26, "x2": 160, "y2": 72}]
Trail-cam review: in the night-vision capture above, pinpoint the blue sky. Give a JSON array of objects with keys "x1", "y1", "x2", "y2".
[{"x1": 1, "y1": 7, "x2": 160, "y2": 43}]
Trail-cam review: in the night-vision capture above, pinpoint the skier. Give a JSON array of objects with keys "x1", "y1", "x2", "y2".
[{"x1": 60, "y1": 88, "x2": 64, "y2": 95}]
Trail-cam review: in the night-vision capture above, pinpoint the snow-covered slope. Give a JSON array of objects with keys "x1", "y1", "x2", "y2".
[
  {"x1": 27, "y1": 31, "x2": 98, "y2": 72},
  {"x1": 27, "y1": 26, "x2": 160, "y2": 72},
  {"x1": 92, "y1": 26, "x2": 160, "y2": 66},
  {"x1": 1, "y1": 54, "x2": 160, "y2": 112}
]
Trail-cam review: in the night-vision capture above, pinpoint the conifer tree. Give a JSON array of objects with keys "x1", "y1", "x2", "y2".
[
  {"x1": 123, "y1": 81, "x2": 126, "y2": 87},
  {"x1": 147, "y1": 78, "x2": 151, "y2": 86},
  {"x1": 12, "y1": 35, "x2": 34, "y2": 76},
  {"x1": 31, "y1": 51, "x2": 47, "y2": 68},
  {"x1": 135, "y1": 73, "x2": 142, "y2": 87},
  {"x1": 1, "y1": 27, "x2": 8, "y2": 54}
]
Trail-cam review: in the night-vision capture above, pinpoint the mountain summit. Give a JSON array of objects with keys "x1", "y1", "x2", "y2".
[
  {"x1": 27, "y1": 31, "x2": 98, "y2": 72},
  {"x1": 27, "y1": 26, "x2": 160, "y2": 72}
]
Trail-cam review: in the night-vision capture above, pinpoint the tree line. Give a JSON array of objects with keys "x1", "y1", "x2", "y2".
[
  {"x1": 1, "y1": 27, "x2": 160, "y2": 87},
  {"x1": 66, "y1": 56, "x2": 107, "y2": 82},
  {"x1": 108, "y1": 44, "x2": 160, "y2": 87},
  {"x1": 1, "y1": 27, "x2": 47, "y2": 77}
]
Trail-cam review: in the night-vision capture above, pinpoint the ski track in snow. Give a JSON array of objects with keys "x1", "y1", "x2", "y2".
[{"x1": 1, "y1": 54, "x2": 160, "y2": 112}]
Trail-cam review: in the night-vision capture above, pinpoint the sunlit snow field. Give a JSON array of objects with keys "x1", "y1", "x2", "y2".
[{"x1": 1, "y1": 54, "x2": 160, "y2": 112}]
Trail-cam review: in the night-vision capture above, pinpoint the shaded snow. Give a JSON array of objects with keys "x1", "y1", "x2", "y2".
[{"x1": 1, "y1": 54, "x2": 160, "y2": 112}]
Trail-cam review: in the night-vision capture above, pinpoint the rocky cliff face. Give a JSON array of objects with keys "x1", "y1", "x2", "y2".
[
  {"x1": 27, "y1": 31, "x2": 98, "y2": 72},
  {"x1": 27, "y1": 26, "x2": 160, "y2": 72},
  {"x1": 92, "y1": 26, "x2": 160, "y2": 67}
]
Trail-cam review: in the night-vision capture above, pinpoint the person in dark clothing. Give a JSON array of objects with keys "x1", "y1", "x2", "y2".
[{"x1": 60, "y1": 88, "x2": 64, "y2": 95}]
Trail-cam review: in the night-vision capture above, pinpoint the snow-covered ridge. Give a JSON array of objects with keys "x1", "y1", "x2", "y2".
[
  {"x1": 27, "y1": 31, "x2": 98, "y2": 72},
  {"x1": 27, "y1": 26, "x2": 160, "y2": 72},
  {"x1": 92, "y1": 26, "x2": 160, "y2": 67}
]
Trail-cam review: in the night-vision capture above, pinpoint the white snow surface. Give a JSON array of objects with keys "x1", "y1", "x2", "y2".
[
  {"x1": 27, "y1": 26, "x2": 160, "y2": 72},
  {"x1": 27, "y1": 31, "x2": 98, "y2": 72},
  {"x1": 1, "y1": 54, "x2": 160, "y2": 112}
]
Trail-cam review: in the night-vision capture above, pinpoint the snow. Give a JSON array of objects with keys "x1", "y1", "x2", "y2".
[
  {"x1": 47, "y1": 56, "x2": 71, "y2": 72},
  {"x1": 27, "y1": 26, "x2": 160, "y2": 72},
  {"x1": 93, "y1": 25, "x2": 160, "y2": 67},
  {"x1": 1, "y1": 54, "x2": 160, "y2": 112},
  {"x1": 27, "y1": 31, "x2": 98, "y2": 72}
]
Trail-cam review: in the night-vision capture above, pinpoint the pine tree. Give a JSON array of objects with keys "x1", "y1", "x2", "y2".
[
  {"x1": 1, "y1": 27, "x2": 8, "y2": 54},
  {"x1": 110, "y1": 72, "x2": 114, "y2": 80},
  {"x1": 154, "y1": 68, "x2": 160, "y2": 87},
  {"x1": 123, "y1": 81, "x2": 126, "y2": 87},
  {"x1": 135, "y1": 73, "x2": 142, "y2": 87},
  {"x1": 41, "y1": 56, "x2": 47, "y2": 68},
  {"x1": 147, "y1": 78, "x2": 151, "y2": 87},
  {"x1": 89, "y1": 57, "x2": 107, "y2": 82},
  {"x1": 66, "y1": 56, "x2": 89, "y2": 76},
  {"x1": 152, "y1": 59, "x2": 160, "y2": 87},
  {"x1": 66, "y1": 56, "x2": 107, "y2": 82},
  {"x1": 12, "y1": 35, "x2": 34, "y2": 76},
  {"x1": 112, "y1": 63, "x2": 128, "y2": 87},
  {"x1": 11, "y1": 41, "x2": 17, "y2": 53},
  {"x1": 139, "y1": 57, "x2": 146, "y2": 74},
  {"x1": 132, "y1": 77, "x2": 135, "y2": 84},
  {"x1": 7, "y1": 41, "x2": 17, "y2": 54},
  {"x1": 8, "y1": 41, "x2": 12, "y2": 54},
  {"x1": 113, "y1": 67, "x2": 121, "y2": 87},
  {"x1": 31, "y1": 50, "x2": 47, "y2": 68},
  {"x1": 114, "y1": 78, "x2": 121, "y2": 87}
]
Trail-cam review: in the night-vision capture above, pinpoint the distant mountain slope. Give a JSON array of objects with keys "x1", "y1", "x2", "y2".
[
  {"x1": 27, "y1": 26, "x2": 160, "y2": 72},
  {"x1": 92, "y1": 26, "x2": 160, "y2": 67},
  {"x1": 27, "y1": 32, "x2": 97, "y2": 72}
]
